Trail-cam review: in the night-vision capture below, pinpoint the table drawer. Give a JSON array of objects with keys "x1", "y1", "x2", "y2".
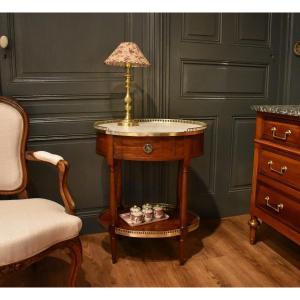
[
  {"x1": 262, "y1": 118, "x2": 300, "y2": 149},
  {"x1": 113, "y1": 136, "x2": 184, "y2": 161},
  {"x1": 258, "y1": 149, "x2": 300, "y2": 191},
  {"x1": 256, "y1": 183, "x2": 300, "y2": 233}
]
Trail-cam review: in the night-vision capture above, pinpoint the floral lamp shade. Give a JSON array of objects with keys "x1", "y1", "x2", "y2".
[{"x1": 104, "y1": 42, "x2": 150, "y2": 67}]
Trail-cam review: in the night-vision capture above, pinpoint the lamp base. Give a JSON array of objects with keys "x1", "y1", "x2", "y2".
[{"x1": 117, "y1": 119, "x2": 139, "y2": 127}]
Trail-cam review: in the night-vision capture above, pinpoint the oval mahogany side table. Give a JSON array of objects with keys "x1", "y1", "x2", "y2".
[{"x1": 94, "y1": 119, "x2": 207, "y2": 265}]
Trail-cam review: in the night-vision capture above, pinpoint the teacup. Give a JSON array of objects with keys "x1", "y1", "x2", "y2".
[
  {"x1": 131, "y1": 210, "x2": 143, "y2": 224},
  {"x1": 143, "y1": 208, "x2": 153, "y2": 222},
  {"x1": 130, "y1": 205, "x2": 141, "y2": 221},
  {"x1": 153, "y1": 204, "x2": 164, "y2": 219},
  {"x1": 142, "y1": 203, "x2": 152, "y2": 212}
]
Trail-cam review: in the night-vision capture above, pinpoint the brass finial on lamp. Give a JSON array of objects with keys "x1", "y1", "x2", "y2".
[{"x1": 104, "y1": 42, "x2": 150, "y2": 126}]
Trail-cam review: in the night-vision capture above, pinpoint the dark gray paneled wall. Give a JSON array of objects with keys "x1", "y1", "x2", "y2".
[
  {"x1": 0, "y1": 13, "x2": 161, "y2": 233},
  {"x1": 282, "y1": 13, "x2": 300, "y2": 104},
  {"x1": 167, "y1": 13, "x2": 285, "y2": 218},
  {"x1": 0, "y1": 13, "x2": 289, "y2": 233}
]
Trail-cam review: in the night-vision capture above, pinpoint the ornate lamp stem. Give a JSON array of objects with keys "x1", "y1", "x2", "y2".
[{"x1": 118, "y1": 63, "x2": 138, "y2": 126}]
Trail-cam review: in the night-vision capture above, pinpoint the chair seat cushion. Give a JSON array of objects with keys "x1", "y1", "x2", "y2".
[{"x1": 0, "y1": 198, "x2": 82, "y2": 266}]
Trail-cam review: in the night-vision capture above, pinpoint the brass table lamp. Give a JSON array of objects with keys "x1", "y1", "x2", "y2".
[{"x1": 104, "y1": 42, "x2": 150, "y2": 126}]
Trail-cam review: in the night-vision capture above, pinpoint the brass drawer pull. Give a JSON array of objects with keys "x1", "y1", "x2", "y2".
[
  {"x1": 268, "y1": 160, "x2": 287, "y2": 175},
  {"x1": 271, "y1": 127, "x2": 292, "y2": 140},
  {"x1": 264, "y1": 196, "x2": 284, "y2": 213},
  {"x1": 143, "y1": 144, "x2": 153, "y2": 154}
]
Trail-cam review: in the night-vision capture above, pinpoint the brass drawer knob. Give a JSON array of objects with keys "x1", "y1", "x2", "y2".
[
  {"x1": 271, "y1": 127, "x2": 292, "y2": 140},
  {"x1": 264, "y1": 196, "x2": 284, "y2": 213},
  {"x1": 143, "y1": 144, "x2": 153, "y2": 154},
  {"x1": 268, "y1": 160, "x2": 287, "y2": 175}
]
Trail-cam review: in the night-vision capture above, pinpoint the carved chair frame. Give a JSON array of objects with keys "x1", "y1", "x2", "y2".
[{"x1": 0, "y1": 96, "x2": 82, "y2": 287}]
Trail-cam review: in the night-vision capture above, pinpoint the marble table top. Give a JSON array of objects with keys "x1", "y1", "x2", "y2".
[
  {"x1": 94, "y1": 118, "x2": 207, "y2": 137},
  {"x1": 252, "y1": 105, "x2": 300, "y2": 117}
]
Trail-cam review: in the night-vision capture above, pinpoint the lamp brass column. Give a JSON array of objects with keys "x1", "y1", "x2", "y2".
[
  {"x1": 104, "y1": 42, "x2": 150, "y2": 127},
  {"x1": 118, "y1": 63, "x2": 138, "y2": 126}
]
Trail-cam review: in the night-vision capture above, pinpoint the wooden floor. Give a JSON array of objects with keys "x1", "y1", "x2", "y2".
[{"x1": 1, "y1": 214, "x2": 300, "y2": 287}]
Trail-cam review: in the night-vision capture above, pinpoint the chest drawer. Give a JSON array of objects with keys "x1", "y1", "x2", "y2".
[
  {"x1": 262, "y1": 118, "x2": 300, "y2": 149},
  {"x1": 256, "y1": 183, "x2": 300, "y2": 233},
  {"x1": 258, "y1": 149, "x2": 300, "y2": 191}
]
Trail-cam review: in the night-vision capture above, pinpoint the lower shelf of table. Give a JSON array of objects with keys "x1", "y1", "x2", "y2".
[{"x1": 99, "y1": 209, "x2": 200, "y2": 238}]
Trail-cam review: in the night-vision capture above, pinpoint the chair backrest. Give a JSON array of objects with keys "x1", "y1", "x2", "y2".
[{"x1": 0, "y1": 97, "x2": 28, "y2": 194}]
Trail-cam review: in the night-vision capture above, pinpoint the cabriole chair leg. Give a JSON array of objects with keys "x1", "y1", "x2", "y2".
[{"x1": 67, "y1": 237, "x2": 82, "y2": 287}]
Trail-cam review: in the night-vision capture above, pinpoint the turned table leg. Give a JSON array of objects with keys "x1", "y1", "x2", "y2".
[
  {"x1": 109, "y1": 160, "x2": 118, "y2": 263},
  {"x1": 177, "y1": 160, "x2": 183, "y2": 213},
  {"x1": 179, "y1": 159, "x2": 190, "y2": 265},
  {"x1": 249, "y1": 216, "x2": 259, "y2": 245},
  {"x1": 115, "y1": 160, "x2": 123, "y2": 209}
]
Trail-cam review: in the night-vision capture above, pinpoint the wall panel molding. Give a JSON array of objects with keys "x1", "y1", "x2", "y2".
[
  {"x1": 162, "y1": 13, "x2": 171, "y2": 118},
  {"x1": 10, "y1": 14, "x2": 132, "y2": 82},
  {"x1": 15, "y1": 94, "x2": 125, "y2": 116},
  {"x1": 181, "y1": 13, "x2": 222, "y2": 44},
  {"x1": 180, "y1": 59, "x2": 269, "y2": 99},
  {"x1": 234, "y1": 13, "x2": 272, "y2": 48},
  {"x1": 28, "y1": 115, "x2": 110, "y2": 142},
  {"x1": 189, "y1": 116, "x2": 218, "y2": 195},
  {"x1": 229, "y1": 116, "x2": 256, "y2": 191},
  {"x1": 1, "y1": 13, "x2": 145, "y2": 100}
]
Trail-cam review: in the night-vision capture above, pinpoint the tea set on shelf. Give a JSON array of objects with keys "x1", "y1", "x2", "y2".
[{"x1": 127, "y1": 203, "x2": 167, "y2": 225}]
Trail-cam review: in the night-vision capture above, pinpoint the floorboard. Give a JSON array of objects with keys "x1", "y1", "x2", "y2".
[{"x1": 1, "y1": 214, "x2": 299, "y2": 287}]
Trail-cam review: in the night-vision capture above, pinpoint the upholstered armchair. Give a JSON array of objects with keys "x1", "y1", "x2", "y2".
[{"x1": 0, "y1": 96, "x2": 82, "y2": 286}]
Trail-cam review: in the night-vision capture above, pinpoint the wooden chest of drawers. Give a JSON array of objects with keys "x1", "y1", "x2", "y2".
[{"x1": 249, "y1": 111, "x2": 300, "y2": 246}]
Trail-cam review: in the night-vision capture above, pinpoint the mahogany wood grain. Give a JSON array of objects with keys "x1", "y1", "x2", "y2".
[
  {"x1": 255, "y1": 182, "x2": 300, "y2": 232},
  {"x1": 179, "y1": 159, "x2": 190, "y2": 264},
  {"x1": 26, "y1": 151, "x2": 76, "y2": 214},
  {"x1": 114, "y1": 136, "x2": 181, "y2": 161},
  {"x1": 258, "y1": 148, "x2": 300, "y2": 192},
  {"x1": 65, "y1": 237, "x2": 82, "y2": 287},
  {"x1": 176, "y1": 160, "x2": 183, "y2": 212},
  {"x1": 261, "y1": 114, "x2": 300, "y2": 149},
  {"x1": 95, "y1": 130, "x2": 204, "y2": 264},
  {"x1": 250, "y1": 111, "x2": 300, "y2": 247},
  {"x1": 96, "y1": 134, "x2": 204, "y2": 162},
  {"x1": 115, "y1": 160, "x2": 122, "y2": 209},
  {"x1": 189, "y1": 134, "x2": 204, "y2": 158},
  {"x1": 257, "y1": 173, "x2": 300, "y2": 203},
  {"x1": 255, "y1": 138, "x2": 300, "y2": 157},
  {"x1": 17, "y1": 190, "x2": 29, "y2": 199},
  {"x1": 95, "y1": 133, "x2": 107, "y2": 156}
]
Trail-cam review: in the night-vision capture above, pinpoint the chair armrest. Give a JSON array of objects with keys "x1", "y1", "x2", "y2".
[
  {"x1": 26, "y1": 150, "x2": 64, "y2": 165},
  {"x1": 26, "y1": 151, "x2": 75, "y2": 215}
]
